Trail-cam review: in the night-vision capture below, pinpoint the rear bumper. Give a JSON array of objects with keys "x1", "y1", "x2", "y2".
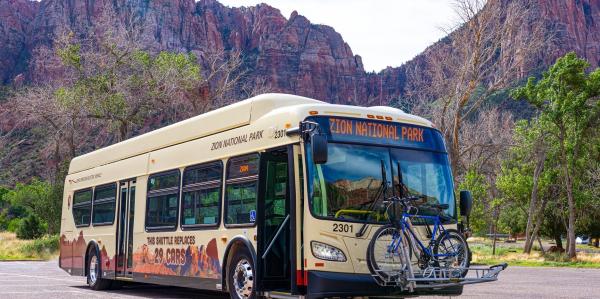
[{"x1": 306, "y1": 270, "x2": 462, "y2": 299}]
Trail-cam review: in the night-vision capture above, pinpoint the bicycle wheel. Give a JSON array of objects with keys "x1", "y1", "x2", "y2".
[
  {"x1": 433, "y1": 229, "x2": 470, "y2": 277},
  {"x1": 367, "y1": 224, "x2": 413, "y2": 281}
]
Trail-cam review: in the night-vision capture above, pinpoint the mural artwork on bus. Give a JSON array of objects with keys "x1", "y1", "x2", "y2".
[
  {"x1": 59, "y1": 231, "x2": 88, "y2": 274},
  {"x1": 60, "y1": 231, "x2": 118, "y2": 275},
  {"x1": 132, "y1": 237, "x2": 221, "y2": 279}
]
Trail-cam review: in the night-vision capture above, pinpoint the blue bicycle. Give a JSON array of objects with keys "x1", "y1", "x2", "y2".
[{"x1": 366, "y1": 195, "x2": 470, "y2": 285}]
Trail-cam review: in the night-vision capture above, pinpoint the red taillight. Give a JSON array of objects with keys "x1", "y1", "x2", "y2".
[{"x1": 296, "y1": 270, "x2": 308, "y2": 286}]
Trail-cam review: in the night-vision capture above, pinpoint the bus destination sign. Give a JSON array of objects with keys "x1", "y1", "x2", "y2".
[
  {"x1": 329, "y1": 117, "x2": 424, "y2": 143},
  {"x1": 311, "y1": 116, "x2": 446, "y2": 152}
]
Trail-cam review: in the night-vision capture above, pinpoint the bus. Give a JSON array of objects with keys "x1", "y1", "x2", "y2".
[{"x1": 59, "y1": 93, "x2": 477, "y2": 298}]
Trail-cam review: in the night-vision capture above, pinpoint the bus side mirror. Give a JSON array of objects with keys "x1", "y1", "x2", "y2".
[
  {"x1": 459, "y1": 190, "x2": 473, "y2": 217},
  {"x1": 311, "y1": 134, "x2": 328, "y2": 164}
]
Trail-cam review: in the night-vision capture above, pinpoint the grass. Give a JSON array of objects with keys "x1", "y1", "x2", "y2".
[
  {"x1": 470, "y1": 241, "x2": 600, "y2": 268},
  {"x1": 0, "y1": 232, "x2": 59, "y2": 260}
]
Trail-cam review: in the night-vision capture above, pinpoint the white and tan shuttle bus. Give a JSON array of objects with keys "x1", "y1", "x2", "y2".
[{"x1": 59, "y1": 93, "x2": 488, "y2": 298}]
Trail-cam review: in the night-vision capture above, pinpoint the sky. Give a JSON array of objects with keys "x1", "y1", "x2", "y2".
[{"x1": 218, "y1": 0, "x2": 457, "y2": 72}]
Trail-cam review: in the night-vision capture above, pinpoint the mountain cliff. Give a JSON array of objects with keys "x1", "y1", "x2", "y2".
[{"x1": 2, "y1": 0, "x2": 600, "y2": 105}]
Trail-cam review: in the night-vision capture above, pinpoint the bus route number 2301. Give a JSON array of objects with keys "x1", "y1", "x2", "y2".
[{"x1": 332, "y1": 223, "x2": 353, "y2": 233}]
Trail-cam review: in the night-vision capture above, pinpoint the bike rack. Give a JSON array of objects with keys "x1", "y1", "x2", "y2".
[
  {"x1": 371, "y1": 263, "x2": 508, "y2": 291},
  {"x1": 368, "y1": 198, "x2": 508, "y2": 292},
  {"x1": 370, "y1": 235, "x2": 508, "y2": 292}
]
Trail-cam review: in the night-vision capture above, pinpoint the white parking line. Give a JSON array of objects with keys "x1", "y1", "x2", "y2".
[
  {"x1": 0, "y1": 290, "x2": 85, "y2": 294},
  {"x1": 0, "y1": 272, "x2": 81, "y2": 283}
]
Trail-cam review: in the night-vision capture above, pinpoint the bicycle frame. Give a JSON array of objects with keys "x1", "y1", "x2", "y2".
[{"x1": 390, "y1": 213, "x2": 456, "y2": 260}]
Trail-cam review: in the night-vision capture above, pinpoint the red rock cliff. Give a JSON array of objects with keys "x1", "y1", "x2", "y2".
[{"x1": 1, "y1": 0, "x2": 600, "y2": 105}]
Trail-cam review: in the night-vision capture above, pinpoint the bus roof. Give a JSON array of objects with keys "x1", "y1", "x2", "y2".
[{"x1": 68, "y1": 93, "x2": 431, "y2": 174}]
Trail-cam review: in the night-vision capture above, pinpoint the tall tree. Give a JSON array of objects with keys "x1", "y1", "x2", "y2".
[
  {"x1": 56, "y1": 32, "x2": 201, "y2": 141},
  {"x1": 407, "y1": 0, "x2": 546, "y2": 179},
  {"x1": 512, "y1": 52, "x2": 600, "y2": 258}
]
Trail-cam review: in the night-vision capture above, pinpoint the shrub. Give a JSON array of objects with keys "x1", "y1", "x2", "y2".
[
  {"x1": 20, "y1": 235, "x2": 59, "y2": 257},
  {"x1": 7, "y1": 218, "x2": 21, "y2": 232},
  {"x1": 0, "y1": 212, "x2": 7, "y2": 230},
  {"x1": 16, "y1": 214, "x2": 45, "y2": 239}
]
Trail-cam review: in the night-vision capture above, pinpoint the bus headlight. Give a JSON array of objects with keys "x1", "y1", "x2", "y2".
[{"x1": 311, "y1": 241, "x2": 347, "y2": 262}]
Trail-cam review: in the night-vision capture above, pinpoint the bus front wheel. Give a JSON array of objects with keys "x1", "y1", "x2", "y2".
[
  {"x1": 87, "y1": 247, "x2": 112, "y2": 290},
  {"x1": 227, "y1": 248, "x2": 256, "y2": 299}
]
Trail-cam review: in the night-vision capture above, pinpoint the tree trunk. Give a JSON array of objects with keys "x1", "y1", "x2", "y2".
[
  {"x1": 557, "y1": 129, "x2": 576, "y2": 259},
  {"x1": 537, "y1": 236, "x2": 545, "y2": 254},
  {"x1": 119, "y1": 120, "x2": 128, "y2": 142},
  {"x1": 527, "y1": 197, "x2": 549, "y2": 253},
  {"x1": 566, "y1": 175, "x2": 577, "y2": 258},
  {"x1": 524, "y1": 150, "x2": 546, "y2": 254},
  {"x1": 53, "y1": 137, "x2": 61, "y2": 182},
  {"x1": 68, "y1": 119, "x2": 76, "y2": 158},
  {"x1": 492, "y1": 206, "x2": 500, "y2": 256},
  {"x1": 554, "y1": 233, "x2": 563, "y2": 250}
]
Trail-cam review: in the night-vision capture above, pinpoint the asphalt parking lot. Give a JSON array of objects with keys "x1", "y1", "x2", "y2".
[{"x1": 0, "y1": 260, "x2": 598, "y2": 298}]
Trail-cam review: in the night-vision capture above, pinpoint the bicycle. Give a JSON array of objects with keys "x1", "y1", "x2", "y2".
[{"x1": 366, "y1": 195, "x2": 470, "y2": 288}]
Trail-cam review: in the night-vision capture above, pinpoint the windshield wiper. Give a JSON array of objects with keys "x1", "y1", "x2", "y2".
[
  {"x1": 356, "y1": 159, "x2": 388, "y2": 237},
  {"x1": 396, "y1": 161, "x2": 407, "y2": 198},
  {"x1": 395, "y1": 161, "x2": 427, "y2": 203}
]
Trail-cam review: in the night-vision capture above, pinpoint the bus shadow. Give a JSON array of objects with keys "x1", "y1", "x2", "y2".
[{"x1": 70, "y1": 284, "x2": 228, "y2": 298}]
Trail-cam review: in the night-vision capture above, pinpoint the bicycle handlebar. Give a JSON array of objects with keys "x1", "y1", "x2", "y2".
[{"x1": 382, "y1": 195, "x2": 423, "y2": 205}]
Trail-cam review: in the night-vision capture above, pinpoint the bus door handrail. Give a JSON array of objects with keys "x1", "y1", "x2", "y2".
[{"x1": 262, "y1": 214, "x2": 290, "y2": 259}]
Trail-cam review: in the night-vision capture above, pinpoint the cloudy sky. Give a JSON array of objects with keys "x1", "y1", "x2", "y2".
[{"x1": 218, "y1": 0, "x2": 457, "y2": 72}]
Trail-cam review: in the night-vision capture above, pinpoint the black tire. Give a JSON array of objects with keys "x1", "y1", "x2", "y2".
[
  {"x1": 367, "y1": 224, "x2": 413, "y2": 282},
  {"x1": 433, "y1": 229, "x2": 470, "y2": 277},
  {"x1": 87, "y1": 246, "x2": 112, "y2": 290},
  {"x1": 227, "y1": 248, "x2": 256, "y2": 299}
]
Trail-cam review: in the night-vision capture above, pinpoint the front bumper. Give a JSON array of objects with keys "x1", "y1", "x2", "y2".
[{"x1": 306, "y1": 270, "x2": 463, "y2": 299}]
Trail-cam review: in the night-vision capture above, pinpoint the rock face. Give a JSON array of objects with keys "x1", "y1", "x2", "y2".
[
  {"x1": 374, "y1": 0, "x2": 600, "y2": 105},
  {"x1": 1, "y1": 0, "x2": 600, "y2": 105},
  {"x1": 539, "y1": 0, "x2": 600, "y2": 67},
  {"x1": 0, "y1": 0, "x2": 38, "y2": 84},
  {"x1": 0, "y1": 0, "x2": 371, "y2": 104}
]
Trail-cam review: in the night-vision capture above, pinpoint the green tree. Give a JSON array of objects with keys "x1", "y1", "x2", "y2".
[
  {"x1": 512, "y1": 52, "x2": 600, "y2": 258},
  {"x1": 56, "y1": 34, "x2": 201, "y2": 141},
  {"x1": 4, "y1": 180, "x2": 61, "y2": 234},
  {"x1": 0, "y1": 186, "x2": 8, "y2": 207},
  {"x1": 458, "y1": 170, "x2": 490, "y2": 235}
]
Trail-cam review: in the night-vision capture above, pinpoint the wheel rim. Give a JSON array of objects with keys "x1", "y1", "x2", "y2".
[
  {"x1": 371, "y1": 227, "x2": 406, "y2": 277},
  {"x1": 233, "y1": 258, "x2": 253, "y2": 299},
  {"x1": 89, "y1": 255, "x2": 98, "y2": 285},
  {"x1": 437, "y1": 236, "x2": 468, "y2": 270}
]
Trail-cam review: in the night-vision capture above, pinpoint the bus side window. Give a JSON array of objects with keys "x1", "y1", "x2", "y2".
[
  {"x1": 146, "y1": 170, "x2": 180, "y2": 230},
  {"x1": 73, "y1": 188, "x2": 93, "y2": 227},
  {"x1": 92, "y1": 183, "x2": 117, "y2": 226},
  {"x1": 225, "y1": 154, "x2": 259, "y2": 226},
  {"x1": 181, "y1": 161, "x2": 222, "y2": 228}
]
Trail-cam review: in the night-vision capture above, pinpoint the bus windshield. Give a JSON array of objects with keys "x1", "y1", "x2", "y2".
[{"x1": 308, "y1": 143, "x2": 455, "y2": 223}]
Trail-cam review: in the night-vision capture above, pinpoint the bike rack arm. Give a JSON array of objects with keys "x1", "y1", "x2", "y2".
[{"x1": 262, "y1": 214, "x2": 290, "y2": 259}]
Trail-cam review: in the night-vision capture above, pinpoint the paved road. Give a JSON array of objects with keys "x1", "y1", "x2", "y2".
[{"x1": 0, "y1": 261, "x2": 598, "y2": 298}]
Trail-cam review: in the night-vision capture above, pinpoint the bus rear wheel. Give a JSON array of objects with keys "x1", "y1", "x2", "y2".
[
  {"x1": 227, "y1": 248, "x2": 256, "y2": 299},
  {"x1": 87, "y1": 247, "x2": 112, "y2": 290}
]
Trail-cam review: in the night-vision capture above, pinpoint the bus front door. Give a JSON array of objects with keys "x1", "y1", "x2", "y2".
[
  {"x1": 258, "y1": 147, "x2": 292, "y2": 292},
  {"x1": 116, "y1": 180, "x2": 136, "y2": 278}
]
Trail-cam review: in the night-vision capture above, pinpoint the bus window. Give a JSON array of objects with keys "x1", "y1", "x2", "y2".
[
  {"x1": 92, "y1": 183, "x2": 117, "y2": 225},
  {"x1": 73, "y1": 188, "x2": 92, "y2": 227},
  {"x1": 181, "y1": 161, "x2": 222, "y2": 227},
  {"x1": 225, "y1": 154, "x2": 259, "y2": 226},
  {"x1": 146, "y1": 170, "x2": 180, "y2": 230}
]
